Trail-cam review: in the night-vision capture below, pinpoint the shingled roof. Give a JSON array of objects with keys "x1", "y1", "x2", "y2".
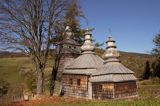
[
  {"x1": 63, "y1": 30, "x2": 104, "y2": 74},
  {"x1": 63, "y1": 30, "x2": 137, "y2": 82},
  {"x1": 91, "y1": 36, "x2": 137, "y2": 82},
  {"x1": 66, "y1": 53, "x2": 104, "y2": 69}
]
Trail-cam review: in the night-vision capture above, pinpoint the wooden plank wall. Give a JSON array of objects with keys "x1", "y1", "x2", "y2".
[
  {"x1": 92, "y1": 83, "x2": 114, "y2": 99},
  {"x1": 62, "y1": 74, "x2": 89, "y2": 98},
  {"x1": 114, "y1": 81, "x2": 137, "y2": 98},
  {"x1": 92, "y1": 81, "x2": 137, "y2": 99}
]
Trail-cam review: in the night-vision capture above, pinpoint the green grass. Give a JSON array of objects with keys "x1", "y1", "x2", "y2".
[
  {"x1": 0, "y1": 57, "x2": 31, "y2": 84},
  {"x1": 0, "y1": 57, "x2": 54, "y2": 85}
]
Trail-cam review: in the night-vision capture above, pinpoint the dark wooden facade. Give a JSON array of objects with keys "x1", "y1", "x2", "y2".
[
  {"x1": 114, "y1": 81, "x2": 137, "y2": 98},
  {"x1": 92, "y1": 82, "x2": 114, "y2": 99},
  {"x1": 92, "y1": 81, "x2": 137, "y2": 99},
  {"x1": 62, "y1": 74, "x2": 89, "y2": 98}
]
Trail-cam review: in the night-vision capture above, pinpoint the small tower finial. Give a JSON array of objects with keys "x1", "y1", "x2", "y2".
[
  {"x1": 108, "y1": 28, "x2": 112, "y2": 37},
  {"x1": 103, "y1": 34, "x2": 120, "y2": 63},
  {"x1": 65, "y1": 26, "x2": 73, "y2": 39},
  {"x1": 81, "y1": 28, "x2": 94, "y2": 54}
]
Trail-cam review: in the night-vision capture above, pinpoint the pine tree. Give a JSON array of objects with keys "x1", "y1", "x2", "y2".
[
  {"x1": 152, "y1": 34, "x2": 160, "y2": 78},
  {"x1": 153, "y1": 34, "x2": 160, "y2": 56},
  {"x1": 152, "y1": 59, "x2": 160, "y2": 78},
  {"x1": 142, "y1": 61, "x2": 151, "y2": 79}
]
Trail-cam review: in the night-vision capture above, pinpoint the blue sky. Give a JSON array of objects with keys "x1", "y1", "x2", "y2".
[{"x1": 79, "y1": 0, "x2": 160, "y2": 53}]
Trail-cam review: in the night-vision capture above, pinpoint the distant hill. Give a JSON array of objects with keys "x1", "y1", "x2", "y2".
[
  {"x1": 119, "y1": 51, "x2": 155, "y2": 77},
  {"x1": 95, "y1": 48, "x2": 156, "y2": 77},
  {"x1": 0, "y1": 51, "x2": 27, "y2": 58}
]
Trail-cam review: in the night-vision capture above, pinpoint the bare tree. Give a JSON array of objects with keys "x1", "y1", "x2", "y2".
[{"x1": 0, "y1": 0, "x2": 69, "y2": 97}]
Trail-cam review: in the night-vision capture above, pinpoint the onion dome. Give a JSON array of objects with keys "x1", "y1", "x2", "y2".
[
  {"x1": 81, "y1": 30, "x2": 95, "y2": 54},
  {"x1": 56, "y1": 26, "x2": 81, "y2": 54},
  {"x1": 65, "y1": 26, "x2": 72, "y2": 40},
  {"x1": 103, "y1": 36, "x2": 120, "y2": 63},
  {"x1": 61, "y1": 26, "x2": 79, "y2": 45}
]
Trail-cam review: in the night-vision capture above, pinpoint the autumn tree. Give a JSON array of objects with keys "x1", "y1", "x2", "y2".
[{"x1": 0, "y1": 0, "x2": 69, "y2": 97}]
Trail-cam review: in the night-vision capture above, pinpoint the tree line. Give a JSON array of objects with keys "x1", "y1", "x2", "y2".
[{"x1": 142, "y1": 34, "x2": 160, "y2": 80}]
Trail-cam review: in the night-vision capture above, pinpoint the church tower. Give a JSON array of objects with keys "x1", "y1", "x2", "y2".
[{"x1": 53, "y1": 26, "x2": 81, "y2": 95}]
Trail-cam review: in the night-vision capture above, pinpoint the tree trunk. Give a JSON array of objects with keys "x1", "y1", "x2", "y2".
[{"x1": 36, "y1": 67, "x2": 44, "y2": 97}]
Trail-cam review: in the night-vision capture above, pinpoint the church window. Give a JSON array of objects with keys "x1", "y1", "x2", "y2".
[
  {"x1": 69, "y1": 46, "x2": 71, "y2": 48},
  {"x1": 77, "y1": 79, "x2": 81, "y2": 86},
  {"x1": 98, "y1": 84, "x2": 103, "y2": 91},
  {"x1": 69, "y1": 79, "x2": 73, "y2": 85}
]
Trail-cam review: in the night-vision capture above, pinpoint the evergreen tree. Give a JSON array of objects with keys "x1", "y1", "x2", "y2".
[
  {"x1": 153, "y1": 34, "x2": 160, "y2": 56},
  {"x1": 152, "y1": 59, "x2": 160, "y2": 78},
  {"x1": 52, "y1": 0, "x2": 85, "y2": 44},
  {"x1": 63, "y1": 0, "x2": 85, "y2": 44},
  {"x1": 152, "y1": 33, "x2": 160, "y2": 78},
  {"x1": 142, "y1": 61, "x2": 151, "y2": 79}
]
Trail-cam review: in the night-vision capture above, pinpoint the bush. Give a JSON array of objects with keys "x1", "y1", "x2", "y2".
[
  {"x1": 0, "y1": 79, "x2": 10, "y2": 97},
  {"x1": 19, "y1": 67, "x2": 36, "y2": 93}
]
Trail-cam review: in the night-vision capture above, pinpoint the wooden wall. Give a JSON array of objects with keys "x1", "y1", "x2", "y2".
[
  {"x1": 92, "y1": 81, "x2": 137, "y2": 99},
  {"x1": 62, "y1": 74, "x2": 89, "y2": 98},
  {"x1": 114, "y1": 81, "x2": 137, "y2": 98},
  {"x1": 92, "y1": 83, "x2": 114, "y2": 99}
]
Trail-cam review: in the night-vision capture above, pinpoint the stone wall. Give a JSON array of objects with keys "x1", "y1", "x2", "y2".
[{"x1": 62, "y1": 74, "x2": 89, "y2": 98}]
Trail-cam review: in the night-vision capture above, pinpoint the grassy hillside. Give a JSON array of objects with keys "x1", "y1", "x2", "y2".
[
  {"x1": 120, "y1": 51, "x2": 156, "y2": 77},
  {"x1": 0, "y1": 50, "x2": 156, "y2": 86},
  {"x1": 0, "y1": 57, "x2": 31, "y2": 84},
  {"x1": 95, "y1": 48, "x2": 156, "y2": 77},
  {"x1": 0, "y1": 57, "x2": 53, "y2": 89}
]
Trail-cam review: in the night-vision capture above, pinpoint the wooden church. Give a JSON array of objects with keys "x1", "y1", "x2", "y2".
[{"x1": 60, "y1": 26, "x2": 137, "y2": 99}]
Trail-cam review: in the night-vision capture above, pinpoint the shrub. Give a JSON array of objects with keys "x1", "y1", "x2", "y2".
[{"x1": 0, "y1": 79, "x2": 10, "y2": 97}]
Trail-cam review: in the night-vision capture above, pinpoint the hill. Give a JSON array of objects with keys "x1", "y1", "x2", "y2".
[
  {"x1": 95, "y1": 48, "x2": 156, "y2": 77},
  {"x1": 119, "y1": 51, "x2": 155, "y2": 77},
  {"x1": 0, "y1": 49, "x2": 156, "y2": 86},
  {"x1": 0, "y1": 51, "x2": 27, "y2": 58}
]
